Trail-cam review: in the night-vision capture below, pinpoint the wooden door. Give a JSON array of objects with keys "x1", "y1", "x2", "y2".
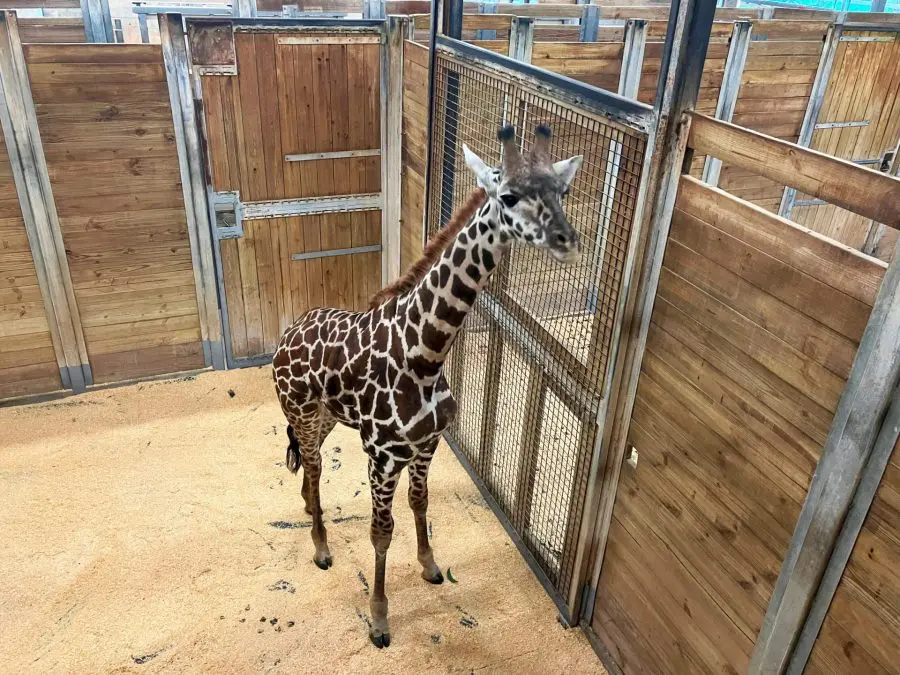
[
  {"x1": 791, "y1": 31, "x2": 900, "y2": 260},
  {"x1": 198, "y1": 29, "x2": 383, "y2": 363}
]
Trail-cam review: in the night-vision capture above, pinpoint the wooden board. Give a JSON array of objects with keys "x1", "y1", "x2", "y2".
[
  {"x1": 592, "y1": 175, "x2": 887, "y2": 674},
  {"x1": 24, "y1": 44, "x2": 203, "y2": 385},
  {"x1": 201, "y1": 32, "x2": 383, "y2": 360},
  {"x1": 0, "y1": 137, "x2": 61, "y2": 401}
]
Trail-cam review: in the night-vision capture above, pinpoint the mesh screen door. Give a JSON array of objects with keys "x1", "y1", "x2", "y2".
[{"x1": 425, "y1": 40, "x2": 651, "y2": 614}]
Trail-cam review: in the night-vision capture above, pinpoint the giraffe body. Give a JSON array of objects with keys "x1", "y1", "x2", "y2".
[{"x1": 272, "y1": 124, "x2": 583, "y2": 648}]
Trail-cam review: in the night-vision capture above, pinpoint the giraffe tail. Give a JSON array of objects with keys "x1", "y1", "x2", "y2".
[{"x1": 285, "y1": 425, "x2": 301, "y2": 474}]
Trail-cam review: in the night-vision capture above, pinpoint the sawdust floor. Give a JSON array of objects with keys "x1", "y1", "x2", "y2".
[{"x1": 0, "y1": 367, "x2": 605, "y2": 674}]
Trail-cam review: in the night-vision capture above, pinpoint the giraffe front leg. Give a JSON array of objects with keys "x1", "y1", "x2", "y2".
[
  {"x1": 367, "y1": 454, "x2": 403, "y2": 648},
  {"x1": 408, "y1": 442, "x2": 443, "y2": 584}
]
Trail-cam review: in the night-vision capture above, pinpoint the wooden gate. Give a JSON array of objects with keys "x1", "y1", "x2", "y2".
[
  {"x1": 190, "y1": 20, "x2": 390, "y2": 365},
  {"x1": 790, "y1": 28, "x2": 900, "y2": 260}
]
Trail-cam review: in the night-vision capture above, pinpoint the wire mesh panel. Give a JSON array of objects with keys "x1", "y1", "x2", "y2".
[{"x1": 427, "y1": 41, "x2": 650, "y2": 607}]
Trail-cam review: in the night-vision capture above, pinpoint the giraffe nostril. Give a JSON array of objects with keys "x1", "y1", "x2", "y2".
[{"x1": 556, "y1": 233, "x2": 568, "y2": 246}]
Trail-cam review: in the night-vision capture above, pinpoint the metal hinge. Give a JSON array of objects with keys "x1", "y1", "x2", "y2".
[{"x1": 814, "y1": 120, "x2": 869, "y2": 130}]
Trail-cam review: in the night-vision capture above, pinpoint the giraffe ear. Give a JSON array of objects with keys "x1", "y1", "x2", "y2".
[
  {"x1": 552, "y1": 155, "x2": 583, "y2": 190},
  {"x1": 463, "y1": 144, "x2": 498, "y2": 197}
]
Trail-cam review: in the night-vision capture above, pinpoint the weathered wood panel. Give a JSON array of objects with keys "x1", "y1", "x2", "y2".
[
  {"x1": 592, "y1": 175, "x2": 887, "y2": 674},
  {"x1": 201, "y1": 32, "x2": 383, "y2": 360},
  {"x1": 18, "y1": 18, "x2": 85, "y2": 44},
  {"x1": 24, "y1": 44, "x2": 204, "y2": 384},
  {"x1": 0, "y1": 136, "x2": 61, "y2": 400},
  {"x1": 805, "y1": 437, "x2": 900, "y2": 674},
  {"x1": 792, "y1": 32, "x2": 900, "y2": 260},
  {"x1": 401, "y1": 40, "x2": 427, "y2": 272}
]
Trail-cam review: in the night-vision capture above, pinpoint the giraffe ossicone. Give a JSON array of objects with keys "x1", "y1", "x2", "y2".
[{"x1": 272, "y1": 124, "x2": 583, "y2": 648}]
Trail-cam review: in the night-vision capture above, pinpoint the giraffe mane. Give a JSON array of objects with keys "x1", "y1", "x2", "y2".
[{"x1": 369, "y1": 188, "x2": 487, "y2": 309}]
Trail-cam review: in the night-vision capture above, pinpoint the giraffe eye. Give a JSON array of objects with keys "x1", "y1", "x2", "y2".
[{"x1": 500, "y1": 194, "x2": 520, "y2": 208}]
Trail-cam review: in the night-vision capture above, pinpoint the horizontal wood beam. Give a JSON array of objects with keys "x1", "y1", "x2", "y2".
[{"x1": 688, "y1": 112, "x2": 900, "y2": 227}]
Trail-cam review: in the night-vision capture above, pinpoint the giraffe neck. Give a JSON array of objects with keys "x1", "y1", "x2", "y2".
[{"x1": 397, "y1": 200, "x2": 507, "y2": 380}]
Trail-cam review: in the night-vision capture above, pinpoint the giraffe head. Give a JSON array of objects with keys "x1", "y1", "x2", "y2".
[{"x1": 462, "y1": 124, "x2": 583, "y2": 263}]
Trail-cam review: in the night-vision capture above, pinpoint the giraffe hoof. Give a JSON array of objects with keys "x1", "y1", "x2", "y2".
[
  {"x1": 314, "y1": 555, "x2": 333, "y2": 570},
  {"x1": 370, "y1": 630, "x2": 391, "y2": 648},
  {"x1": 422, "y1": 568, "x2": 444, "y2": 585}
]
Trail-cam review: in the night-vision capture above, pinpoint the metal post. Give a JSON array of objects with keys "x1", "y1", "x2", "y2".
[
  {"x1": 618, "y1": 19, "x2": 647, "y2": 100},
  {"x1": 871, "y1": 0, "x2": 887, "y2": 10},
  {"x1": 233, "y1": 0, "x2": 256, "y2": 18},
  {"x1": 381, "y1": 16, "x2": 404, "y2": 286},
  {"x1": 580, "y1": 4, "x2": 599, "y2": 42},
  {"x1": 363, "y1": 0, "x2": 385, "y2": 21},
  {"x1": 159, "y1": 14, "x2": 225, "y2": 370},
  {"x1": 779, "y1": 22, "x2": 842, "y2": 219},
  {"x1": 0, "y1": 11, "x2": 91, "y2": 392},
  {"x1": 476, "y1": 2, "x2": 497, "y2": 41},
  {"x1": 751, "y1": 236, "x2": 900, "y2": 673},
  {"x1": 579, "y1": 0, "x2": 718, "y2": 622},
  {"x1": 702, "y1": 19, "x2": 752, "y2": 186},
  {"x1": 80, "y1": 0, "x2": 112, "y2": 42},
  {"x1": 421, "y1": 0, "x2": 443, "y2": 237},
  {"x1": 507, "y1": 17, "x2": 534, "y2": 64},
  {"x1": 436, "y1": 0, "x2": 464, "y2": 228},
  {"x1": 138, "y1": 12, "x2": 150, "y2": 43}
]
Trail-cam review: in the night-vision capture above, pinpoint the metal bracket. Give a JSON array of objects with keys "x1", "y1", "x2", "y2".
[
  {"x1": 814, "y1": 120, "x2": 869, "y2": 130},
  {"x1": 241, "y1": 192, "x2": 382, "y2": 220},
  {"x1": 212, "y1": 191, "x2": 244, "y2": 240}
]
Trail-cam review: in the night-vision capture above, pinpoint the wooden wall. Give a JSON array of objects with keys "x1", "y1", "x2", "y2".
[
  {"x1": 24, "y1": 44, "x2": 204, "y2": 384},
  {"x1": 591, "y1": 174, "x2": 887, "y2": 673},
  {"x1": 806, "y1": 436, "x2": 900, "y2": 674},
  {"x1": 18, "y1": 18, "x2": 84, "y2": 43},
  {"x1": 0, "y1": 134, "x2": 62, "y2": 400},
  {"x1": 531, "y1": 41, "x2": 622, "y2": 92},
  {"x1": 401, "y1": 40, "x2": 427, "y2": 271}
]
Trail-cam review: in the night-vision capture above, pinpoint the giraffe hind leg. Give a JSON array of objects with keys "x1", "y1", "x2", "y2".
[{"x1": 292, "y1": 405, "x2": 337, "y2": 570}]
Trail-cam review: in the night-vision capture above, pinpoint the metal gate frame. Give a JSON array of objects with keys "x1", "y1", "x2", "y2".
[
  {"x1": 158, "y1": 13, "x2": 404, "y2": 369},
  {"x1": 421, "y1": 0, "x2": 719, "y2": 629},
  {"x1": 422, "y1": 32, "x2": 658, "y2": 624}
]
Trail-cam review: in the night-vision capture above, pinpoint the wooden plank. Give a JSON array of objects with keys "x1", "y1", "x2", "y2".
[
  {"x1": 688, "y1": 113, "x2": 900, "y2": 227},
  {"x1": 23, "y1": 44, "x2": 161, "y2": 64},
  {"x1": 25, "y1": 63, "x2": 166, "y2": 84},
  {"x1": 89, "y1": 341, "x2": 204, "y2": 384},
  {"x1": 676, "y1": 175, "x2": 886, "y2": 307}
]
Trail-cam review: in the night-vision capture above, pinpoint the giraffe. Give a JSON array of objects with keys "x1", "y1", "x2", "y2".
[{"x1": 272, "y1": 124, "x2": 583, "y2": 648}]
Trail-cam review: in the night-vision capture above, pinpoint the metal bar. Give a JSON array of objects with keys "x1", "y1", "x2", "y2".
[
  {"x1": 233, "y1": 0, "x2": 255, "y2": 17},
  {"x1": 475, "y1": 2, "x2": 497, "y2": 41},
  {"x1": 814, "y1": 120, "x2": 869, "y2": 129},
  {"x1": 839, "y1": 35, "x2": 894, "y2": 41},
  {"x1": 871, "y1": 0, "x2": 888, "y2": 11},
  {"x1": 507, "y1": 17, "x2": 534, "y2": 64},
  {"x1": 841, "y1": 22, "x2": 900, "y2": 32},
  {"x1": 443, "y1": 433, "x2": 575, "y2": 625},
  {"x1": 160, "y1": 13, "x2": 225, "y2": 370},
  {"x1": 579, "y1": 4, "x2": 599, "y2": 42},
  {"x1": 862, "y1": 143, "x2": 899, "y2": 256},
  {"x1": 277, "y1": 34, "x2": 381, "y2": 44},
  {"x1": 618, "y1": 19, "x2": 647, "y2": 100},
  {"x1": 138, "y1": 12, "x2": 150, "y2": 42},
  {"x1": 786, "y1": 381, "x2": 900, "y2": 674},
  {"x1": 285, "y1": 148, "x2": 381, "y2": 162},
  {"x1": 581, "y1": 0, "x2": 718, "y2": 624},
  {"x1": 793, "y1": 198, "x2": 828, "y2": 207},
  {"x1": 435, "y1": 37, "x2": 656, "y2": 134},
  {"x1": 241, "y1": 193, "x2": 382, "y2": 219},
  {"x1": 381, "y1": 16, "x2": 404, "y2": 286},
  {"x1": 751, "y1": 235, "x2": 900, "y2": 673},
  {"x1": 291, "y1": 244, "x2": 382, "y2": 261},
  {"x1": 779, "y1": 23, "x2": 842, "y2": 219},
  {"x1": 80, "y1": 0, "x2": 111, "y2": 42},
  {"x1": 99, "y1": 0, "x2": 114, "y2": 41},
  {"x1": 0, "y1": 11, "x2": 90, "y2": 392},
  {"x1": 363, "y1": 0, "x2": 384, "y2": 20},
  {"x1": 437, "y1": 0, "x2": 463, "y2": 229},
  {"x1": 702, "y1": 19, "x2": 751, "y2": 186},
  {"x1": 421, "y1": 0, "x2": 442, "y2": 238}
]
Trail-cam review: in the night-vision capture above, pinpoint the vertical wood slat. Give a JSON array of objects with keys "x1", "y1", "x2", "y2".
[
  {"x1": 750, "y1": 235, "x2": 900, "y2": 672},
  {"x1": 701, "y1": 20, "x2": 752, "y2": 186},
  {"x1": 0, "y1": 11, "x2": 89, "y2": 392},
  {"x1": 381, "y1": 16, "x2": 403, "y2": 286},
  {"x1": 159, "y1": 13, "x2": 225, "y2": 370}
]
